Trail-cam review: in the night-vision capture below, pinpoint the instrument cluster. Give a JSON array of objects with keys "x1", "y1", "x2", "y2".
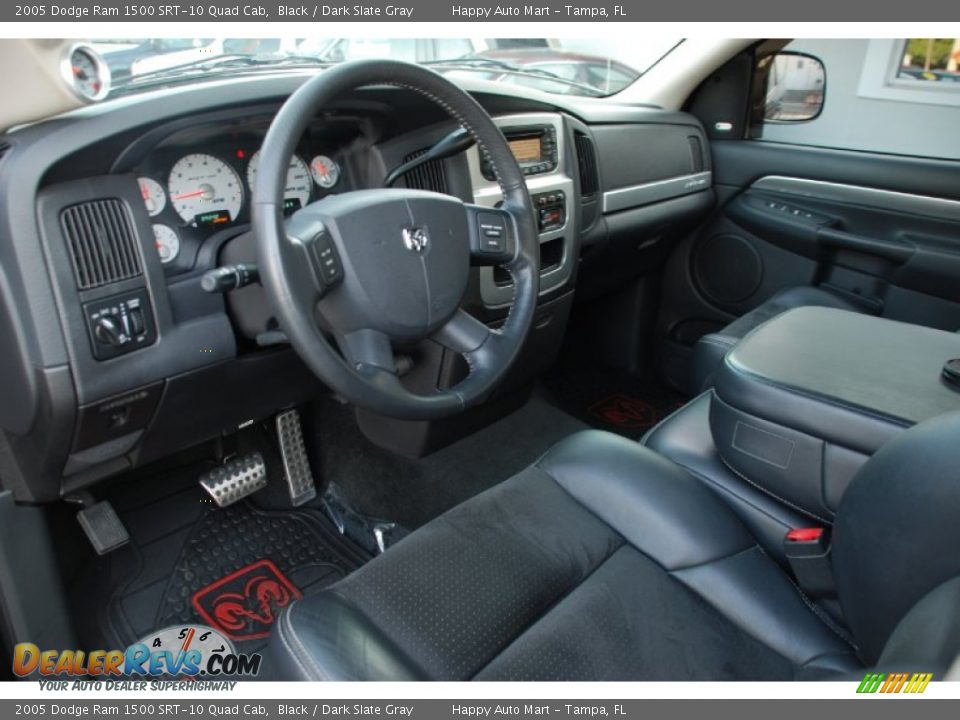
[{"x1": 134, "y1": 132, "x2": 347, "y2": 271}]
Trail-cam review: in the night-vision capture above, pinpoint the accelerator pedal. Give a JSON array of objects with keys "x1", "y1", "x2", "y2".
[
  {"x1": 199, "y1": 452, "x2": 267, "y2": 508},
  {"x1": 276, "y1": 409, "x2": 317, "y2": 506},
  {"x1": 77, "y1": 501, "x2": 130, "y2": 555}
]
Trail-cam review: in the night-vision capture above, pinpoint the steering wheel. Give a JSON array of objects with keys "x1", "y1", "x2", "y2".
[{"x1": 252, "y1": 60, "x2": 540, "y2": 420}]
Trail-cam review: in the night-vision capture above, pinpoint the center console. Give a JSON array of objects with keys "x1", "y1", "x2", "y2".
[
  {"x1": 468, "y1": 113, "x2": 577, "y2": 308},
  {"x1": 710, "y1": 307, "x2": 960, "y2": 520}
]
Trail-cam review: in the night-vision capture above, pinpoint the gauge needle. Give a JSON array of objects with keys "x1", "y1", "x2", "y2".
[{"x1": 173, "y1": 190, "x2": 206, "y2": 200}]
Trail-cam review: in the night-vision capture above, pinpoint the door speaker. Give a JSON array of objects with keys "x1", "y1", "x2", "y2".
[{"x1": 694, "y1": 233, "x2": 762, "y2": 304}]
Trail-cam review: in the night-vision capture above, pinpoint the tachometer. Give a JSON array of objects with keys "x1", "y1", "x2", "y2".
[
  {"x1": 310, "y1": 155, "x2": 340, "y2": 189},
  {"x1": 138, "y1": 177, "x2": 166, "y2": 217},
  {"x1": 152, "y1": 224, "x2": 180, "y2": 264},
  {"x1": 168, "y1": 153, "x2": 243, "y2": 225},
  {"x1": 246, "y1": 151, "x2": 311, "y2": 213}
]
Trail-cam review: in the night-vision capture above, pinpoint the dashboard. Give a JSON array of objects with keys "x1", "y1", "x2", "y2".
[
  {"x1": 0, "y1": 71, "x2": 713, "y2": 503},
  {"x1": 126, "y1": 116, "x2": 364, "y2": 274}
]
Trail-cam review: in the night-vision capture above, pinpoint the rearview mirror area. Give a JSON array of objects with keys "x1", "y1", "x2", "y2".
[{"x1": 757, "y1": 51, "x2": 826, "y2": 123}]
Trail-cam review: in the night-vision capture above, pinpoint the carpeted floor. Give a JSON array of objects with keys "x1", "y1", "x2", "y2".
[
  {"x1": 314, "y1": 392, "x2": 588, "y2": 530},
  {"x1": 541, "y1": 362, "x2": 686, "y2": 439}
]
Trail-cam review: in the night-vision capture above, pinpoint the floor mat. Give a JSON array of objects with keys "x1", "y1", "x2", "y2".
[
  {"x1": 542, "y1": 363, "x2": 686, "y2": 439},
  {"x1": 71, "y1": 472, "x2": 369, "y2": 656}
]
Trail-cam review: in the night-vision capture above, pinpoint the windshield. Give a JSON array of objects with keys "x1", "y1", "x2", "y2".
[{"x1": 92, "y1": 37, "x2": 682, "y2": 98}]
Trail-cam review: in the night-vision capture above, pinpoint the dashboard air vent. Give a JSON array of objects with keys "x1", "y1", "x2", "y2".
[
  {"x1": 574, "y1": 131, "x2": 599, "y2": 198},
  {"x1": 402, "y1": 149, "x2": 449, "y2": 195},
  {"x1": 60, "y1": 199, "x2": 143, "y2": 290}
]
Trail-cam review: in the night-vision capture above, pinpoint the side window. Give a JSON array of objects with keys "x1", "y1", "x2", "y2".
[
  {"x1": 896, "y1": 39, "x2": 960, "y2": 84},
  {"x1": 758, "y1": 39, "x2": 960, "y2": 160}
]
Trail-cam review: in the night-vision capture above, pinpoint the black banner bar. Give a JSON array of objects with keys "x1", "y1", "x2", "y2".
[{"x1": 3, "y1": 0, "x2": 958, "y2": 21}]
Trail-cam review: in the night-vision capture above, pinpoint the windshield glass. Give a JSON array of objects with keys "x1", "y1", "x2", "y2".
[{"x1": 92, "y1": 37, "x2": 682, "y2": 98}]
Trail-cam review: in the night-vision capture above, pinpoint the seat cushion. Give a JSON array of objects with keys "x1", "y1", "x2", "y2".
[
  {"x1": 267, "y1": 430, "x2": 860, "y2": 681},
  {"x1": 691, "y1": 285, "x2": 872, "y2": 394}
]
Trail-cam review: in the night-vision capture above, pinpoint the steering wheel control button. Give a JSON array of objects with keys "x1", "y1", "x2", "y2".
[
  {"x1": 314, "y1": 233, "x2": 343, "y2": 284},
  {"x1": 290, "y1": 228, "x2": 343, "y2": 294},
  {"x1": 84, "y1": 290, "x2": 156, "y2": 360},
  {"x1": 478, "y1": 212, "x2": 507, "y2": 254}
]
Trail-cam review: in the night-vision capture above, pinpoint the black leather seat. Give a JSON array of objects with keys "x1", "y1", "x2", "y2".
[
  {"x1": 691, "y1": 286, "x2": 874, "y2": 393},
  {"x1": 267, "y1": 412, "x2": 960, "y2": 681}
]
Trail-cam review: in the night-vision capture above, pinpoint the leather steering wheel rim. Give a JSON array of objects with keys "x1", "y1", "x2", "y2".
[{"x1": 252, "y1": 59, "x2": 540, "y2": 420}]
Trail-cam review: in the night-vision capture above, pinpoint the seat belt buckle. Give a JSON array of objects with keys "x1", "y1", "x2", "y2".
[{"x1": 783, "y1": 527, "x2": 835, "y2": 597}]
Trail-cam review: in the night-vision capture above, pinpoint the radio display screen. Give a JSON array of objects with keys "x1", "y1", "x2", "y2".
[{"x1": 509, "y1": 136, "x2": 542, "y2": 164}]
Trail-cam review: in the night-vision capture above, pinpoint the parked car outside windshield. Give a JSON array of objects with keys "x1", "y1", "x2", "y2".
[{"x1": 91, "y1": 37, "x2": 682, "y2": 98}]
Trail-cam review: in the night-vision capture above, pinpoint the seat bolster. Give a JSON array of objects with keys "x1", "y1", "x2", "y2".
[
  {"x1": 672, "y1": 546, "x2": 859, "y2": 669},
  {"x1": 643, "y1": 393, "x2": 812, "y2": 565},
  {"x1": 537, "y1": 430, "x2": 754, "y2": 571},
  {"x1": 266, "y1": 593, "x2": 427, "y2": 681}
]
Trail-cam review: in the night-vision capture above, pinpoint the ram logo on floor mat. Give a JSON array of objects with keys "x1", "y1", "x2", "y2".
[
  {"x1": 587, "y1": 394, "x2": 657, "y2": 429},
  {"x1": 192, "y1": 559, "x2": 302, "y2": 641}
]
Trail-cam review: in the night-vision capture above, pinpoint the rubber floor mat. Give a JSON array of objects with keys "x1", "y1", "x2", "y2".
[
  {"x1": 542, "y1": 363, "x2": 686, "y2": 439},
  {"x1": 72, "y1": 479, "x2": 369, "y2": 657}
]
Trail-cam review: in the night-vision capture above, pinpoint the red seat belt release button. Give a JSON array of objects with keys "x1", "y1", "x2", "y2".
[{"x1": 786, "y1": 527, "x2": 824, "y2": 543}]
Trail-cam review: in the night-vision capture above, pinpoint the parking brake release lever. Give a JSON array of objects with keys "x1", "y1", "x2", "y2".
[{"x1": 201, "y1": 263, "x2": 260, "y2": 293}]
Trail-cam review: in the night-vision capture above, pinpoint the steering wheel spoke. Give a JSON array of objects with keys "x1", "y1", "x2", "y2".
[
  {"x1": 464, "y1": 203, "x2": 517, "y2": 266},
  {"x1": 432, "y1": 309, "x2": 493, "y2": 355},
  {"x1": 335, "y1": 328, "x2": 397, "y2": 374}
]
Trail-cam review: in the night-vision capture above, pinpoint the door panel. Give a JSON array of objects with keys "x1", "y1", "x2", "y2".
[{"x1": 657, "y1": 140, "x2": 960, "y2": 392}]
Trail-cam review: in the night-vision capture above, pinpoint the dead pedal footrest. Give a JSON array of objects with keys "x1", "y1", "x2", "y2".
[
  {"x1": 77, "y1": 501, "x2": 130, "y2": 555},
  {"x1": 199, "y1": 452, "x2": 267, "y2": 508},
  {"x1": 276, "y1": 409, "x2": 317, "y2": 506}
]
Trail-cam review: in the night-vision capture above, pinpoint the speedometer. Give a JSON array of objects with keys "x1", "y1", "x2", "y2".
[
  {"x1": 246, "y1": 151, "x2": 311, "y2": 213},
  {"x1": 168, "y1": 153, "x2": 243, "y2": 225}
]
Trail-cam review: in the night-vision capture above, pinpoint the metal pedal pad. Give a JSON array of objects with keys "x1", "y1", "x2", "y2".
[
  {"x1": 276, "y1": 409, "x2": 317, "y2": 506},
  {"x1": 77, "y1": 501, "x2": 130, "y2": 555},
  {"x1": 199, "y1": 452, "x2": 267, "y2": 508}
]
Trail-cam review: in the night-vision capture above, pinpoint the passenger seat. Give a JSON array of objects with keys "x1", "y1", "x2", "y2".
[{"x1": 690, "y1": 286, "x2": 875, "y2": 393}]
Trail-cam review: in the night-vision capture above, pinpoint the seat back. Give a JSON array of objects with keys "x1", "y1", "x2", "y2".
[{"x1": 833, "y1": 411, "x2": 960, "y2": 666}]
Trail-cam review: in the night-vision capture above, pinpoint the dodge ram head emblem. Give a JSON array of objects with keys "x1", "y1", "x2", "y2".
[{"x1": 402, "y1": 226, "x2": 429, "y2": 254}]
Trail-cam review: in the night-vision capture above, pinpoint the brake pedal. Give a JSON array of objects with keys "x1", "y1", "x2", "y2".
[
  {"x1": 199, "y1": 452, "x2": 267, "y2": 508},
  {"x1": 276, "y1": 409, "x2": 317, "y2": 506},
  {"x1": 77, "y1": 501, "x2": 130, "y2": 555}
]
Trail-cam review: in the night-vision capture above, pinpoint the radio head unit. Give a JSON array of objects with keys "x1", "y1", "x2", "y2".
[{"x1": 482, "y1": 125, "x2": 558, "y2": 179}]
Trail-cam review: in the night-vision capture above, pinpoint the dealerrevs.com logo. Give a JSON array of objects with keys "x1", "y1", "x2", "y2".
[
  {"x1": 856, "y1": 672, "x2": 933, "y2": 694},
  {"x1": 12, "y1": 625, "x2": 262, "y2": 679}
]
